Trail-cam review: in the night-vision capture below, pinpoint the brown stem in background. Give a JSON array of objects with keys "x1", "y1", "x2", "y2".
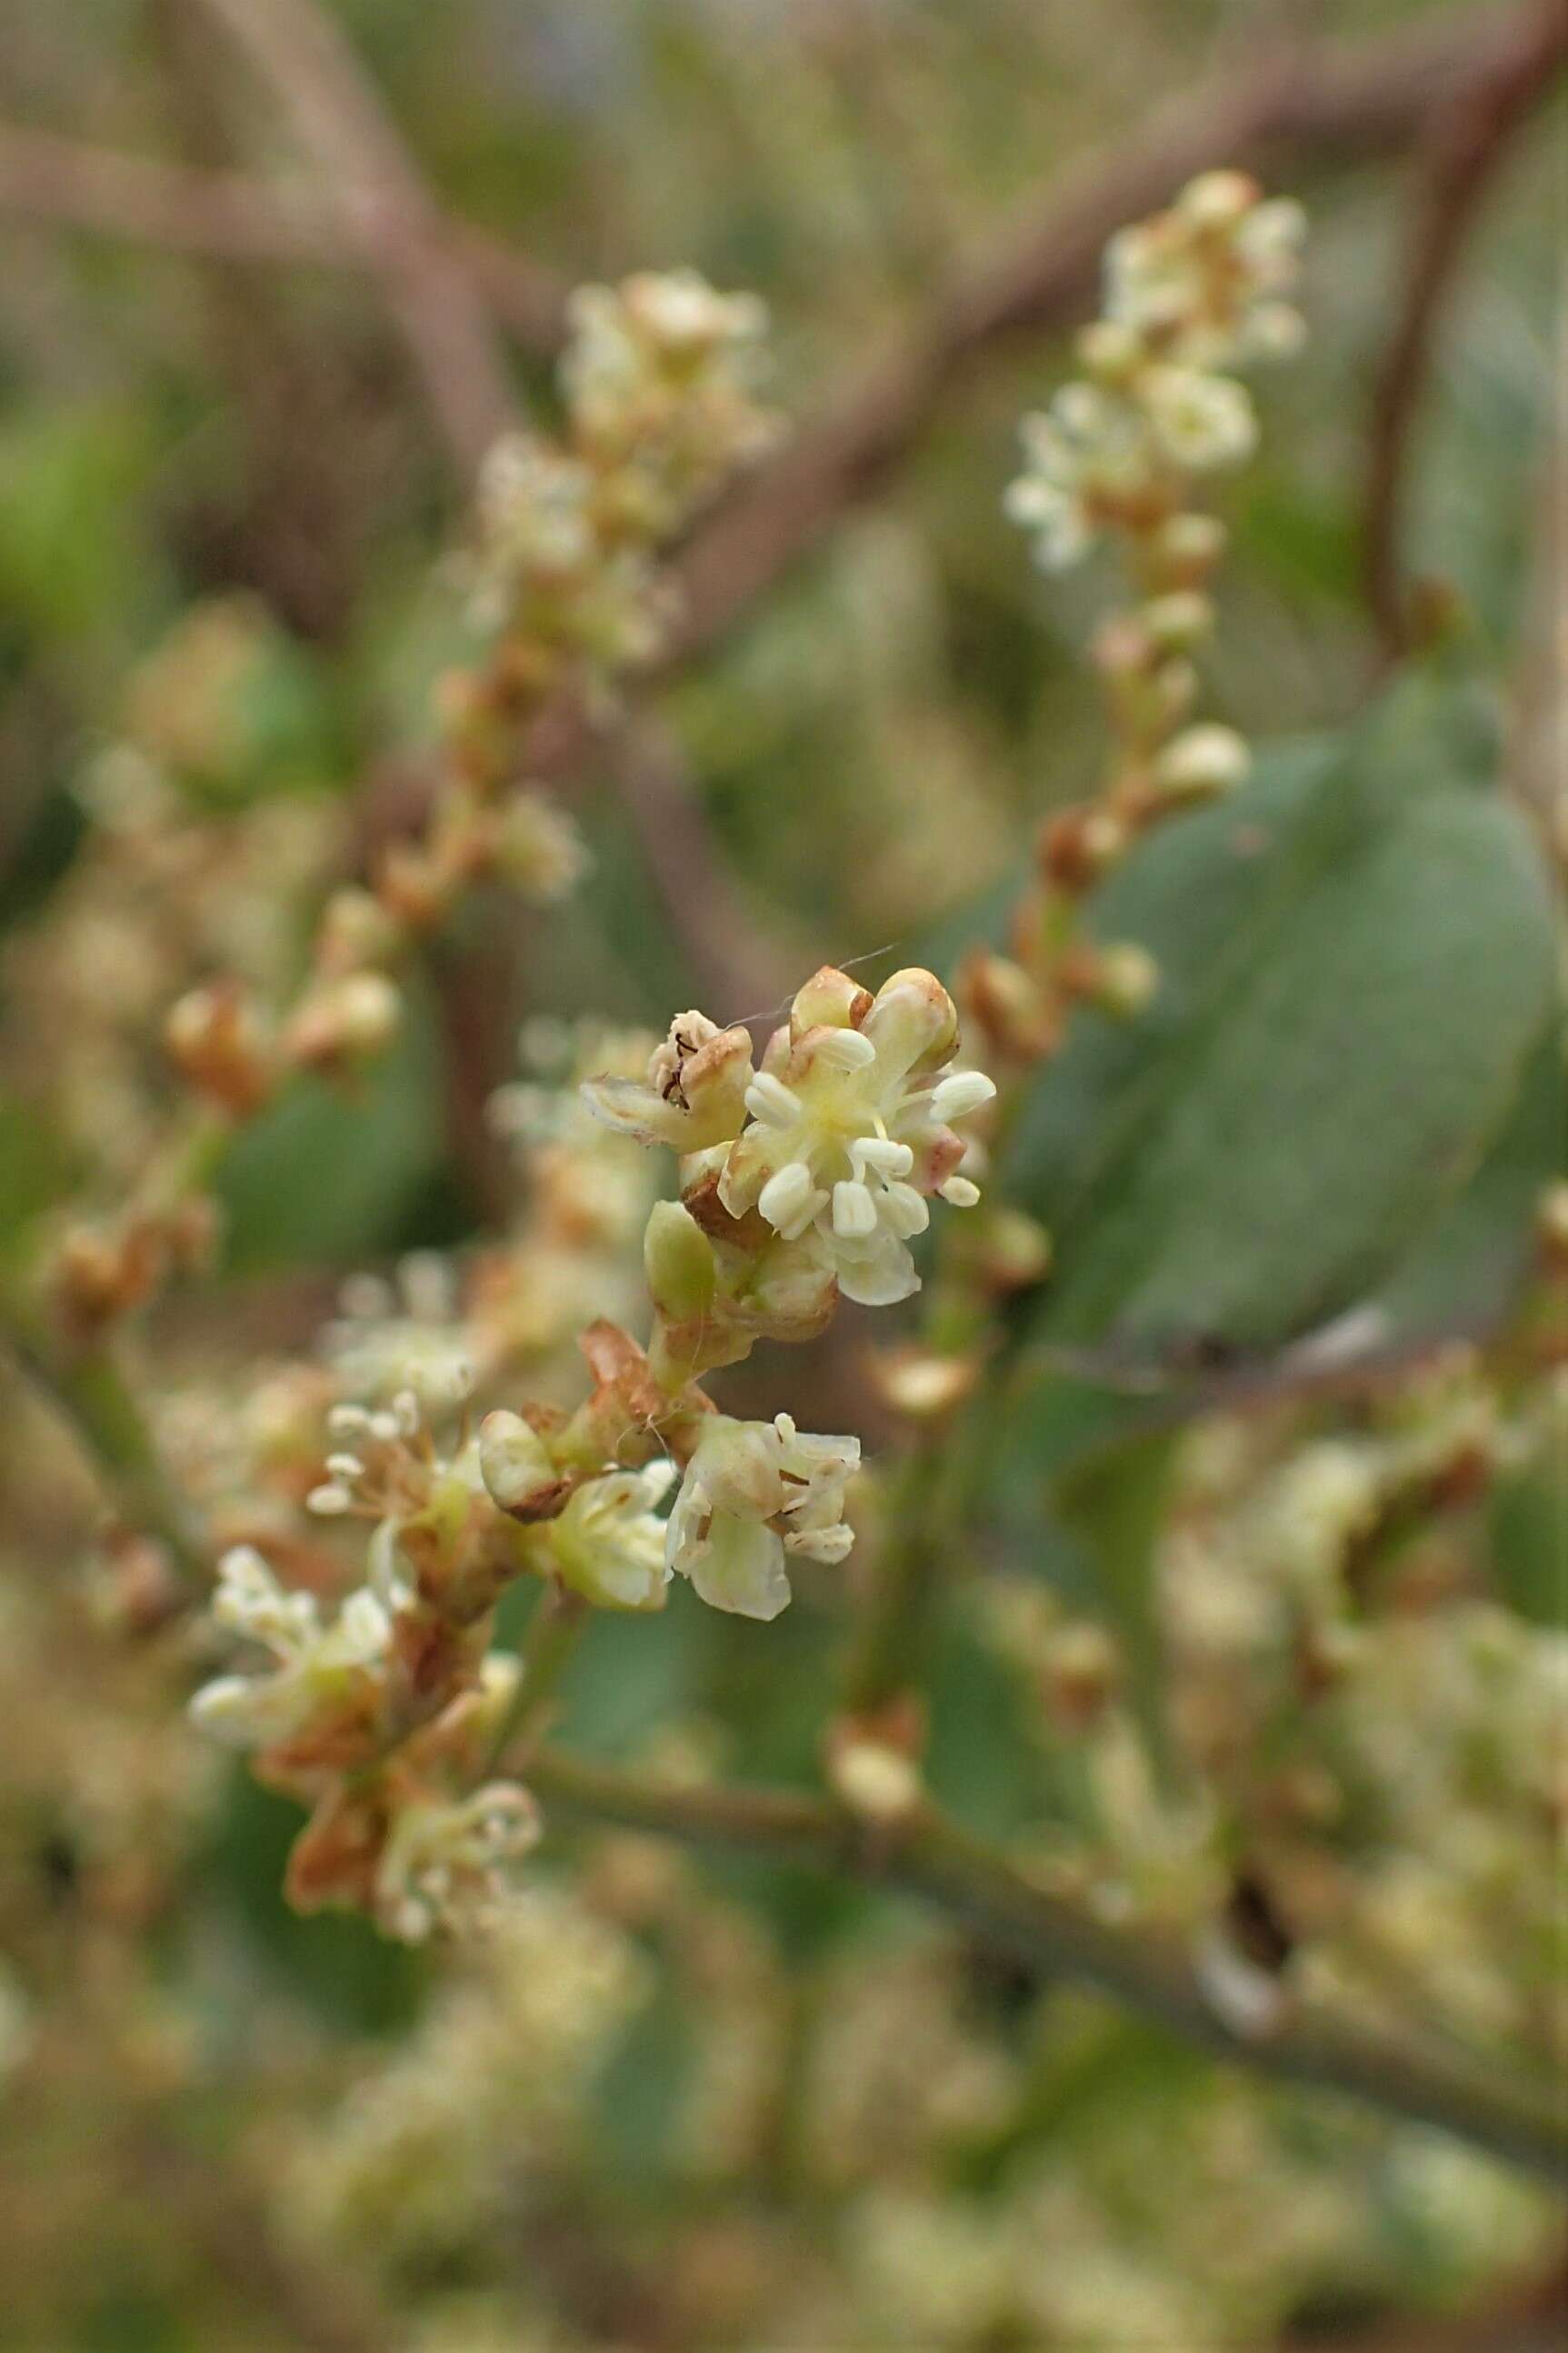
[
  {"x1": 605, "y1": 717, "x2": 796, "y2": 1023},
  {"x1": 523, "y1": 1747, "x2": 1568, "y2": 2184},
  {"x1": 0, "y1": 124, "x2": 570, "y2": 353},
  {"x1": 1363, "y1": 0, "x2": 1568, "y2": 659},
  {"x1": 661, "y1": 0, "x2": 1568, "y2": 676},
  {"x1": 195, "y1": 0, "x2": 519, "y2": 473}
]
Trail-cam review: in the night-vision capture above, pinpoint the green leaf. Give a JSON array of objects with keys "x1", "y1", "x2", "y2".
[
  {"x1": 214, "y1": 982, "x2": 444, "y2": 1271},
  {"x1": 1053, "y1": 1428, "x2": 1179, "y2": 1771},
  {"x1": 1006, "y1": 674, "x2": 1554, "y2": 1370}
]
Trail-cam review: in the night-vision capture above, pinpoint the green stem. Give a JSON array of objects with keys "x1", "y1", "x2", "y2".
[
  {"x1": 522, "y1": 1745, "x2": 1568, "y2": 2186},
  {"x1": 485, "y1": 1578, "x2": 588, "y2": 1769},
  {"x1": 5, "y1": 1321, "x2": 208, "y2": 1586}
]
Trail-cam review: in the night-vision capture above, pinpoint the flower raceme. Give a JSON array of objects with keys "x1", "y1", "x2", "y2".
[{"x1": 584, "y1": 966, "x2": 995, "y2": 1308}]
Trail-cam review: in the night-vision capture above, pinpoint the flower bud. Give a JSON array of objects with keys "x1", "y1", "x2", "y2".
[
  {"x1": 1152, "y1": 511, "x2": 1228, "y2": 583},
  {"x1": 643, "y1": 1199, "x2": 717, "y2": 1319},
  {"x1": 1070, "y1": 942, "x2": 1160, "y2": 1020},
  {"x1": 315, "y1": 886, "x2": 404, "y2": 976},
  {"x1": 165, "y1": 981, "x2": 275, "y2": 1118},
  {"x1": 285, "y1": 972, "x2": 402, "y2": 1072},
  {"x1": 478, "y1": 1409, "x2": 561, "y2": 1517},
  {"x1": 1142, "y1": 590, "x2": 1214, "y2": 654},
  {"x1": 1153, "y1": 723, "x2": 1252, "y2": 805}
]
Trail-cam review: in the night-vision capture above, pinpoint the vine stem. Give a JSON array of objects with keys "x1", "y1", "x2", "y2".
[
  {"x1": 520, "y1": 1745, "x2": 1568, "y2": 2185},
  {"x1": 484, "y1": 1578, "x2": 588, "y2": 1771},
  {"x1": 5, "y1": 1322, "x2": 208, "y2": 1587}
]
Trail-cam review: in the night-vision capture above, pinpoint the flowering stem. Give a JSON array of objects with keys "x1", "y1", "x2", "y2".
[
  {"x1": 484, "y1": 1577, "x2": 588, "y2": 1769},
  {"x1": 522, "y1": 1745, "x2": 1568, "y2": 2185}
]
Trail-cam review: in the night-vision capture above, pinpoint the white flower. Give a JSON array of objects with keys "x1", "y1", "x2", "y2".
[
  {"x1": 1004, "y1": 388, "x2": 1147, "y2": 572},
  {"x1": 1140, "y1": 366, "x2": 1257, "y2": 472},
  {"x1": 375, "y1": 1783, "x2": 542, "y2": 1942},
  {"x1": 581, "y1": 1008, "x2": 755, "y2": 1153},
  {"x1": 1153, "y1": 722, "x2": 1253, "y2": 802},
  {"x1": 548, "y1": 1461, "x2": 676, "y2": 1611},
  {"x1": 716, "y1": 966, "x2": 994, "y2": 1307},
  {"x1": 665, "y1": 1413, "x2": 860, "y2": 1621},
  {"x1": 189, "y1": 1546, "x2": 393, "y2": 1752}
]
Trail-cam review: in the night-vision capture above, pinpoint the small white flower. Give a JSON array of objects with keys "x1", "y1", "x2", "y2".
[
  {"x1": 665, "y1": 1413, "x2": 860, "y2": 1621},
  {"x1": 190, "y1": 1547, "x2": 394, "y2": 1753},
  {"x1": 548, "y1": 1461, "x2": 676, "y2": 1611},
  {"x1": 1140, "y1": 367, "x2": 1257, "y2": 472},
  {"x1": 375, "y1": 1783, "x2": 542, "y2": 1942},
  {"x1": 717, "y1": 966, "x2": 995, "y2": 1307}
]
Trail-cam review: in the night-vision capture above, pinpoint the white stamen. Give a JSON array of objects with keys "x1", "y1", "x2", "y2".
[
  {"x1": 929, "y1": 1069, "x2": 997, "y2": 1125},
  {"x1": 832, "y1": 1180, "x2": 878, "y2": 1239},
  {"x1": 880, "y1": 1182, "x2": 931, "y2": 1239},
  {"x1": 307, "y1": 1483, "x2": 353, "y2": 1516},
  {"x1": 744, "y1": 1073, "x2": 802, "y2": 1126},
  {"x1": 940, "y1": 1176, "x2": 982, "y2": 1208},
  {"x1": 852, "y1": 1135, "x2": 914, "y2": 1178},
  {"x1": 758, "y1": 1160, "x2": 826, "y2": 1239},
  {"x1": 809, "y1": 1027, "x2": 877, "y2": 1071}
]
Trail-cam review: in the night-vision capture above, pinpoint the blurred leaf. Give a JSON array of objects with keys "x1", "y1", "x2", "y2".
[
  {"x1": 215, "y1": 984, "x2": 444, "y2": 1271},
  {"x1": 1006, "y1": 673, "x2": 1554, "y2": 1368},
  {"x1": 0, "y1": 1090, "x2": 76, "y2": 1267},
  {"x1": 1490, "y1": 1466, "x2": 1567, "y2": 1632},
  {"x1": 1053, "y1": 1429, "x2": 1179, "y2": 1768},
  {"x1": 0, "y1": 401, "x2": 159, "y2": 649},
  {"x1": 205, "y1": 1769, "x2": 424, "y2": 2036}
]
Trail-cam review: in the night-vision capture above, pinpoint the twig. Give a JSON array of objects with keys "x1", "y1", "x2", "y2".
[
  {"x1": 484, "y1": 1578, "x2": 587, "y2": 1771},
  {"x1": 4, "y1": 1324, "x2": 208, "y2": 1587},
  {"x1": 523, "y1": 1746, "x2": 1568, "y2": 2184},
  {"x1": 0, "y1": 123, "x2": 569, "y2": 351},
  {"x1": 195, "y1": 0, "x2": 519, "y2": 471},
  {"x1": 1363, "y1": 0, "x2": 1568, "y2": 656},
  {"x1": 604, "y1": 716, "x2": 796, "y2": 1022},
  {"x1": 661, "y1": 1, "x2": 1568, "y2": 671}
]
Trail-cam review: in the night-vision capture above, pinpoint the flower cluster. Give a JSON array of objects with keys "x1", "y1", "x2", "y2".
[
  {"x1": 1006, "y1": 171, "x2": 1304, "y2": 579},
  {"x1": 189, "y1": 959, "x2": 991, "y2": 1936},
  {"x1": 584, "y1": 964, "x2": 994, "y2": 1312},
  {"x1": 962, "y1": 173, "x2": 1308, "y2": 1076},
  {"x1": 39, "y1": 271, "x2": 774, "y2": 1345}
]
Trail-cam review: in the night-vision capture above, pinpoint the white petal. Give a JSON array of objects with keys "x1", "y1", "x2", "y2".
[
  {"x1": 685, "y1": 1514, "x2": 792, "y2": 1621},
  {"x1": 834, "y1": 1232, "x2": 921, "y2": 1307},
  {"x1": 784, "y1": 1521, "x2": 855, "y2": 1564}
]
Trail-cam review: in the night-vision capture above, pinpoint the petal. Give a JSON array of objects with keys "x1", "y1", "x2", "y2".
[
  {"x1": 685, "y1": 1513, "x2": 792, "y2": 1621},
  {"x1": 834, "y1": 1230, "x2": 921, "y2": 1307}
]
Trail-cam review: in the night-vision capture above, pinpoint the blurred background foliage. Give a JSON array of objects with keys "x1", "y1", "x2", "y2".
[{"x1": 0, "y1": 2, "x2": 1564, "y2": 2349}]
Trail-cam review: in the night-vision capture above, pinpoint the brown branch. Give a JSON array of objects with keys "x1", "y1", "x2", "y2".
[
  {"x1": 0, "y1": 124, "x2": 570, "y2": 352},
  {"x1": 524, "y1": 1747, "x2": 1568, "y2": 2184},
  {"x1": 661, "y1": 1, "x2": 1568, "y2": 671},
  {"x1": 1363, "y1": 0, "x2": 1568, "y2": 657},
  {"x1": 605, "y1": 716, "x2": 797, "y2": 1022},
  {"x1": 195, "y1": 0, "x2": 520, "y2": 471}
]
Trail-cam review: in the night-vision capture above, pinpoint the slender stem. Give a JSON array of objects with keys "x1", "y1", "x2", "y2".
[
  {"x1": 522, "y1": 1746, "x2": 1568, "y2": 2185},
  {"x1": 839, "y1": 1440, "x2": 948, "y2": 1718},
  {"x1": 484, "y1": 1579, "x2": 589, "y2": 1770},
  {"x1": 5, "y1": 1322, "x2": 208, "y2": 1587}
]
